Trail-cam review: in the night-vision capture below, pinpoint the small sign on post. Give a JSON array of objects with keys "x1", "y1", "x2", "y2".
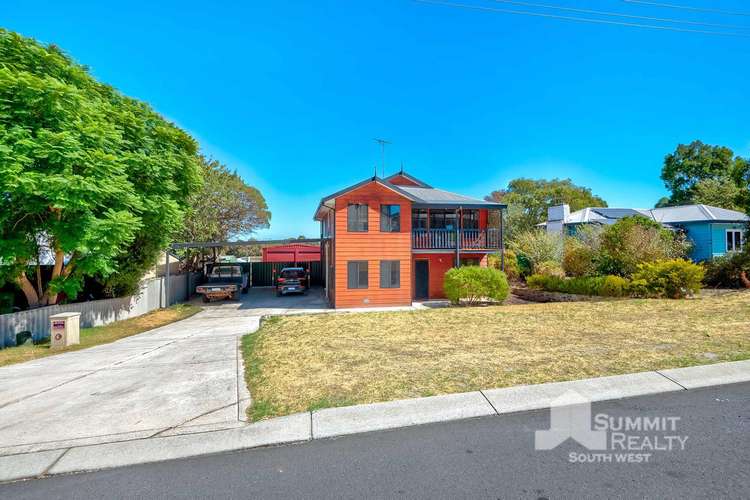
[{"x1": 49, "y1": 312, "x2": 81, "y2": 349}]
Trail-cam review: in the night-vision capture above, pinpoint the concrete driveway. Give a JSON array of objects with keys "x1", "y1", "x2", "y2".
[{"x1": 0, "y1": 288, "x2": 330, "y2": 456}]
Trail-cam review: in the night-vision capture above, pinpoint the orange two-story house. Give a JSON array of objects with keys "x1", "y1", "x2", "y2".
[{"x1": 314, "y1": 171, "x2": 506, "y2": 308}]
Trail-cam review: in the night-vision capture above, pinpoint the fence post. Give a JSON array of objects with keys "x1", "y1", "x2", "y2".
[{"x1": 165, "y1": 250, "x2": 170, "y2": 307}]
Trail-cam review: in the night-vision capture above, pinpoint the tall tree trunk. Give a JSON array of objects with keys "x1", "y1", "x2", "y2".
[
  {"x1": 41, "y1": 248, "x2": 66, "y2": 305},
  {"x1": 16, "y1": 273, "x2": 40, "y2": 308}
]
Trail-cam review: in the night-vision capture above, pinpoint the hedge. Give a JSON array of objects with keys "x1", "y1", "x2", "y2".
[{"x1": 527, "y1": 259, "x2": 703, "y2": 299}]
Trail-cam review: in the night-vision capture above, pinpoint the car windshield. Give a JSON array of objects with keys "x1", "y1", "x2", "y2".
[
  {"x1": 210, "y1": 266, "x2": 241, "y2": 278},
  {"x1": 280, "y1": 269, "x2": 305, "y2": 279}
]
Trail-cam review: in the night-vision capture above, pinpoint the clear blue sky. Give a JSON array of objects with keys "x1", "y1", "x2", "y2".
[{"x1": 5, "y1": 0, "x2": 749, "y2": 239}]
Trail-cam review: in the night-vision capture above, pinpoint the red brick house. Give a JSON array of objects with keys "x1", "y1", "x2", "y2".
[{"x1": 313, "y1": 171, "x2": 506, "y2": 308}]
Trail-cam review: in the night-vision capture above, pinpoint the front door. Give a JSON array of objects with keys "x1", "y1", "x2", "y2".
[{"x1": 415, "y1": 260, "x2": 429, "y2": 300}]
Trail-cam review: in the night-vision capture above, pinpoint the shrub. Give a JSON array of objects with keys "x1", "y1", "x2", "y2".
[
  {"x1": 509, "y1": 229, "x2": 563, "y2": 274},
  {"x1": 632, "y1": 259, "x2": 704, "y2": 299},
  {"x1": 562, "y1": 238, "x2": 598, "y2": 277},
  {"x1": 526, "y1": 274, "x2": 606, "y2": 296},
  {"x1": 488, "y1": 250, "x2": 520, "y2": 282},
  {"x1": 599, "y1": 275, "x2": 629, "y2": 297},
  {"x1": 597, "y1": 216, "x2": 690, "y2": 277},
  {"x1": 516, "y1": 253, "x2": 533, "y2": 278},
  {"x1": 535, "y1": 260, "x2": 565, "y2": 278},
  {"x1": 444, "y1": 266, "x2": 510, "y2": 305},
  {"x1": 703, "y1": 249, "x2": 750, "y2": 289}
]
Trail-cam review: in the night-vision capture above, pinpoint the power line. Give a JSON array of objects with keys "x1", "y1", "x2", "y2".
[
  {"x1": 415, "y1": 0, "x2": 750, "y2": 37},
  {"x1": 491, "y1": 0, "x2": 750, "y2": 29},
  {"x1": 623, "y1": 0, "x2": 750, "y2": 18}
]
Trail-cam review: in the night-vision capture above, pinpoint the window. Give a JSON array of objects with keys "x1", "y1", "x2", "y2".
[
  {"x1": 412, "y1": 209, "x2": 428, "y2": 230},
  {"x1": 462, "y1": 210, "x2": 479, "y2": 230},
  {"x1": 380, "y1": 260, "x2": 400, "y2": 288},
  {"x1": 380, "y1": 205, "x2": 401, "y2": 232},
  {"x1": 347, "y1": 204, "x2": 368, "y2": 232},
  {"x1": 347, "y1": 261, "x2": 368, "y2": 289},
  {"x1": 429, "y1": 209, "x2": 457, "y2": 230},
  {"x1": 726, "y1": 230, "x2": 744, "y2": 252}
]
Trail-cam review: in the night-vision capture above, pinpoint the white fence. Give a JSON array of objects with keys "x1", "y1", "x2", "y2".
[{"x1": 0, "y1": 272, "x2": 201, "y2": 348}]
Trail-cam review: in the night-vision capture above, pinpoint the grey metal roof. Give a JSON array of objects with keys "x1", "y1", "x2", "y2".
[
  {"x1": 398, "y1": 186, "x2": 502, "y2": 207},
  {"x1": 313, "y1": 173, "x2": 504, "y2": 220},
  {"x1": 559, "y1": 204, "x2": 748, "y2": 226},
  {"x1": 651, "y1": 204, "x2": 749, "y2": 223}
]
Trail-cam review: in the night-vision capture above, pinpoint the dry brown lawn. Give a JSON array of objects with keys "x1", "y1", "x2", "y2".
[
  {"x1": 242, "y1": 291, "x2": 750, "y2": 420},
  {"x1": 0, "y1": 304, "x2": 201, "y2": 367}
]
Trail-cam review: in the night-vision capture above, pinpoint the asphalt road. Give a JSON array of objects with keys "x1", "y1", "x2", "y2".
[{"x1": 2, "y1": 382, "x2": 748, "y2": 499}]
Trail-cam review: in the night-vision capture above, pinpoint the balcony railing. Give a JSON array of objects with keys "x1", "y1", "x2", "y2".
[{"x1": 412, "y1": 229, "x2": 501, "y2": 250}]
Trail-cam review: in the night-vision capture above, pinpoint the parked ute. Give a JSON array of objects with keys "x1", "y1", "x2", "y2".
[
  {"x1": 275, "y1": 267, "x2": 309, "y2": 296},
  {"x1": 196, "y1": 264, "x2": 249, "y2": 302}
]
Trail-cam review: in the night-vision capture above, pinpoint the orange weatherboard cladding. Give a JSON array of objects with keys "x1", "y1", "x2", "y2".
[{"x1": 333, "y1": 182, "x2": 412, "y2": 308}]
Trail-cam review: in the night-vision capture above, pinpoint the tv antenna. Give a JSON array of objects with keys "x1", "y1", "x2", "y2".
[{"x1": 373, "y1": 138, "x2": 391, "y2": 177}]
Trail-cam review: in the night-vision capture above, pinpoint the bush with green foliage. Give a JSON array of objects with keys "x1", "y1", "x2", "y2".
[
  {"x1": 488, "y1": 250, "x2": 520, "y2": 282},
  {"x1": 444, "y1": 266, "x2": 509, "y2": 305},
  {"x1": 632, "y1": 259, "x2": 704, "y2": 299},
  {"x1": 703, "y1": 249, "x2": 750, "y2": 289},
  {"x1": 599, "y1": 275, "x2": 629, "y2": 297},
  {"x1": 562, "y1": 238, "x2": 598, "y2": 277},
  {"x1": 535, "y1": 260, "x2": 565, "y2": 278},
  {"x1": 597, "y1": 216, "x2": 690, "y2": 277},
  {"x1": 528, "y1": 261, "x2": 703, "y2": 299},
  {"x1": 527, "y1": 274, "x2": 605, "y2": 296},
  {"x1": 509, "y1": 229, "x2": 563, "y2": 275}
]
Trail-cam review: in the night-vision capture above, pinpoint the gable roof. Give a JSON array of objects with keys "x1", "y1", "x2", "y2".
[
  {"x1": 556, "y1": 204, "x2": 748, "y2": 226},
  {"x1": 383, "y1": 171, "x2": 432, "y2": 188},
  {"x1": 313, "y1": 172, "x2": 505, "y2": 220}
]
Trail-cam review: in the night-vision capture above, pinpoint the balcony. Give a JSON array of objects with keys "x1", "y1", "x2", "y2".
[{"x1": 412, "y1": 229, "x2": 501, "y2": 250}]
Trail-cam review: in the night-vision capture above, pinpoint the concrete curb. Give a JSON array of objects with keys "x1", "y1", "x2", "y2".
[{"x1": 2, "y1": 359, "x2": 748, "y2": 483}]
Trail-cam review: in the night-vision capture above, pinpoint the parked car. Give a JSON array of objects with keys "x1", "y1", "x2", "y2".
[
  {"x1": 196, "y1": 264, "x2": 250, "y2": 302},
  {"x1": 275, "y1": 267, "x2": 309, "y2": 296}
]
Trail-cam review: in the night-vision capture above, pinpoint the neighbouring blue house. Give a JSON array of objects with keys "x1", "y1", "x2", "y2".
[{"x1": 543, "y1": 204, "x2": 748, "y2": 262}]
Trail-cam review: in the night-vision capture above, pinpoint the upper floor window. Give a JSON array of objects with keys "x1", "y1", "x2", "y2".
[
  {"x1": 380, "y1": 205, "x2": 401, "y2": 232},
  {"x1": 347, "y1": 203, "x2": 368, "y2": 232},
  {"x1": 430, "y1": 209, "x2": 457, "y2": 230},
  {"x1": 727, "y1": 230, "x2": 744, "y2": 252},
  {"x1": 462, "y1": 210, "x2": 479, "y2": 230},
  {"x1": 412, "y1": 209, "x2": 428, "y2": 230}
]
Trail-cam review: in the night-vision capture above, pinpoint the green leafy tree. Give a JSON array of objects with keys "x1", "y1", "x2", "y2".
[
  {"x1": 486, "y1": 178, "x2": 607, "y2": 239},
  {"x1": 175, "y1": 156, "x2": 271, "y2": 269},
  {"x1": 659, "y1": 140, "x2": 748, "y2": 210},
  {"x1": 0, "y1": 30, "x2": 201, "y2": 306}
]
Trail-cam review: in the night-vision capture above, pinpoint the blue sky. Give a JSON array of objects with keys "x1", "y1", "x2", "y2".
[{"x1": 5, "y1": 0, "x2": 749, "y2": 239}]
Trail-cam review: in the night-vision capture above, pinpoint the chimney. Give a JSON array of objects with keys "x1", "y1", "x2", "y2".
[{"x1": 546, "y1": 204, "x2": 569, "y2": 235}]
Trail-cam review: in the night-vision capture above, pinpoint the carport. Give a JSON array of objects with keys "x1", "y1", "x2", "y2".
[{"x1": 166, "y1": 238, "x2": 322, "y2": 301}]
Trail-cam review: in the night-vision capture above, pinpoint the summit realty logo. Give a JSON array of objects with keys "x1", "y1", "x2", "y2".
[{"x1": 534, "y1": 390, "x2": 688, "y2": 463}]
